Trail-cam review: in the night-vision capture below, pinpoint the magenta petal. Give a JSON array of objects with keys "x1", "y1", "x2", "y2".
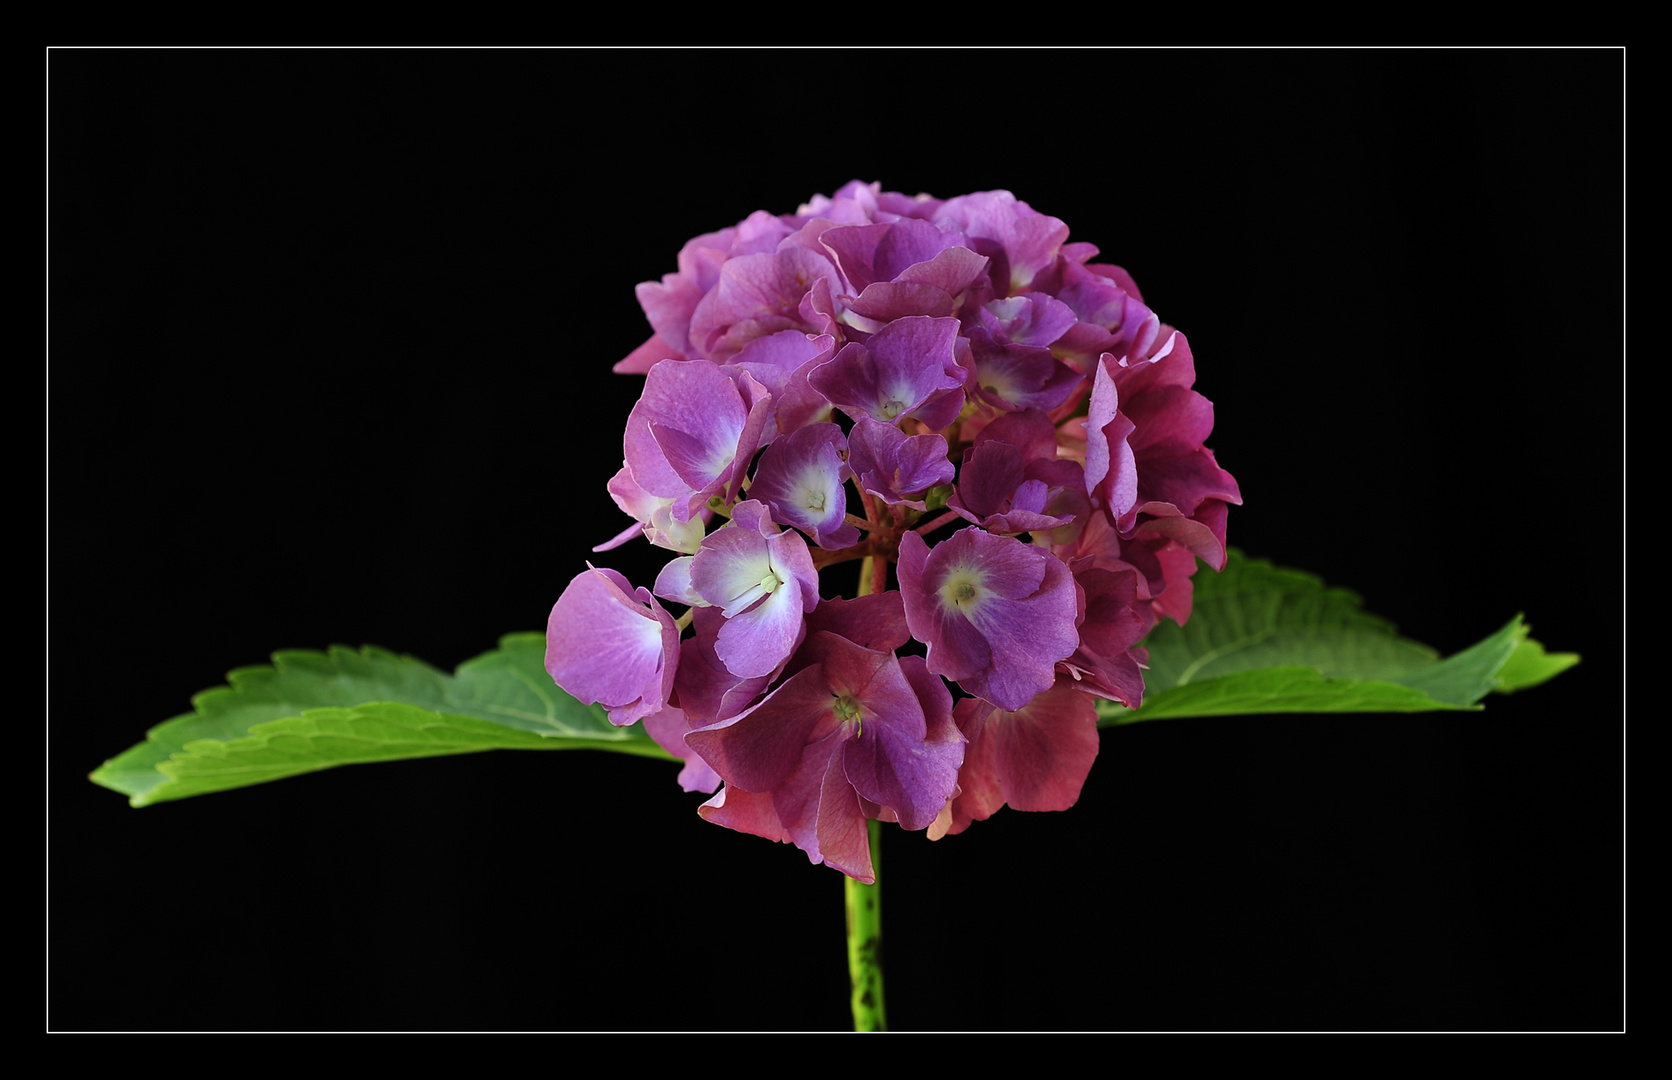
[
  {"x1": 964, "y1": 333, "x2": 1083, "y2": 414},
  {"x1": 1085, "y1": 355, "x2": 1139, "y2": 519},
  {"x1": 975, "y1": 407, "x2": 1060, "y2": 461},
  {"x1": 845, "y1": 280, "x2": 957, "y2": 321},
  {"x1": 945, "y1": 698, "x2": 1004, "y2": 833},
  {"x1": 615, "y1": 330, "x2": 684, "y2": 375},
  {"x1": 894, "y1": 243, "x2": 988, "y2": 296},
  {"x1": 802, "y1": 592, "x2": 911, "y2": 654},
  {"x1": 672, "y1": 608, "x2": 771, "y2": 726},
  {"x1": 841, "y1": 662, "x2": 966, "y2": 831},
  {"x1": 989, "y1": 685, "x2": 1096, "y2": 812},
  {"x1": 1133, "y1": 499, "x2": 1232, "y2": 571},
  {"x1": 686, "y1": 664, "x2": 840, "y2": 795},
  {"x1": 1123, "y1": 384, "x2": 1217, "y2": 457},
  {"x1": 698, "y1": 785, "x2": 794, "y2": 845},
  {"x1": 988, "y1": 681, "x2": 1101, "y2": 812},
  {"x1": 769, "y1": 723, "x2": 851, "y2": 870},
  {"x1": 951, "y1": 441, "x2": 1027, "y2": 520},
  {"x1": 814, "y1": 752, "x2": 875, "y2": 882},
  {"x1": 873, "y1": 218, "x2": 960, "y2": 279},
  {"x1": 1059, "y1": 567, "x2": 1148, "y2": 709}
]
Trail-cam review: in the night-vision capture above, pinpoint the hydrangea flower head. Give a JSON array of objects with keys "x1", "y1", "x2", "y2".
[{"x1": 547, "y1": 182, "x2": 1240, "y2": 878}]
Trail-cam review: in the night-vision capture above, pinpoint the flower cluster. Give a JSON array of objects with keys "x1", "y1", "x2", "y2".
[{"x1": 547, "y1": 182, "x2": 1240, "y2": 881}]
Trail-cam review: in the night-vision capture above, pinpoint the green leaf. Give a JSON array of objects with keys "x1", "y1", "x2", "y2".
[
  {"x1": 90, "y1": 633, "x2": 676, "y2": 807},
  {"x1": 1097, "y1": 551, "x2": 1576, "y2": 725},
  {"x1": 1493, "y1": 634, "x2": 1582, "y2": 693}
]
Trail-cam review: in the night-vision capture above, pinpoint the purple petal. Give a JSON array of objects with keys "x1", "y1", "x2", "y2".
[
  {"x1": 685, "y1": 664, "x2": 840, "y2": 795},
  {"x1": 846, "y1": 415, "x2": 954, "y2": 507},
  {"x1": 806, "y1": 316, "x2": 964, "y2": 425},
  {"x1": 545, "y1": 566, "x2": 678, "y2": 726}
]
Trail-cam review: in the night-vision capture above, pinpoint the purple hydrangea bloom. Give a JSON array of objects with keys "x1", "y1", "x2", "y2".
[
  {"x1": 896, "y1": 528, "x2": 1080, "y2": 712},
  {"x1": 553, "y1": 182, "x2": 1242, "y2": 874}
]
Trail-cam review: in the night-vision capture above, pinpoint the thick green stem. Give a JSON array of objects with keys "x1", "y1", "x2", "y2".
[{"x1": 844, "y1": 818, "x2": 887, "y2": 1032}]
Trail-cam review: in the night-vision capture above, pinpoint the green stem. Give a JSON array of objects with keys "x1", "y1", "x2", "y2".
[{"x1": 844, "y1": 818, "x2": 887, "y2": 1032}]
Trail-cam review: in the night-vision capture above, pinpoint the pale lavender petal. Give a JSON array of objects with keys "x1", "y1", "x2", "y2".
[
  {"x1": 545, "y1": 566, "x2": 678, "y2": 725},
  {"x1": 748, "y1": 423, "x2": 858, "y2": 549},
  {"x1": 715, "y1": 581, "x2": 807, "y2": 679},
  {"x1": 604, "y1": 465, "x2": 708, "y2": 554},
  {"x1": 765, "y1": 525, "x2": 821, "y2": 613},
  {"x1": 652, "y1": 556, "x2": 703, "y2": 608},
  {"x1": 690, "y1": 523, "x2": 775, "y2": 617}
]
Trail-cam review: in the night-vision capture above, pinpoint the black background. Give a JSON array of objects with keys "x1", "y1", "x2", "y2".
[{"x1": 49, "y1": 48, "x2": 1624, "y2": 1032}]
